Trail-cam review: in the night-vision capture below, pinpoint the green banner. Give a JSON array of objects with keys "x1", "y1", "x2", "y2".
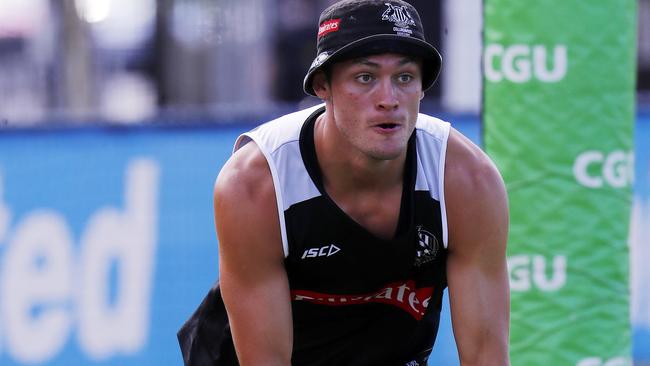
[{"x1": 482, "y1": 1, "x2": 637, "y2": 365}]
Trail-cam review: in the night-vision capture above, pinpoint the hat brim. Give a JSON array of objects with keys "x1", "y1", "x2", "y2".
[{"x1": 303, "y1": 34, "x2": 442, "y2": 96}]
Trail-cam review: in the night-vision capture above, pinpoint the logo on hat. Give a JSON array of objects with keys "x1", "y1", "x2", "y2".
[
  {"x1": 310, "y1": 52, "x2": 329, "y2": 68},
  {"x1": 381, "y1": 3, "x2": 416, "y2": 28},
  {"x1": 318, "y1": 18, "x2": 341, "y2": 38}
]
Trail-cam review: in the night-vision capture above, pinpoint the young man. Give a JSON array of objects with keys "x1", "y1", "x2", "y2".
[{"x1": 178, "y1": 1, "x2": 510, "y2": 365}]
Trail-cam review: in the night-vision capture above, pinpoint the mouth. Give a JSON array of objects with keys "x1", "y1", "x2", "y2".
[{"x1": 375, "y1": 123, "x2": 400, "y2": 131}]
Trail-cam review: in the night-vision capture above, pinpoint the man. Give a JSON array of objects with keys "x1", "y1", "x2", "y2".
[{"x1": 178, "y1": 0, "x2": 510, "y2": 365}]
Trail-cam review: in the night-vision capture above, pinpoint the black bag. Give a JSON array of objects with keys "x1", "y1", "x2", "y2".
[{"x1": 177, "y1": 281, "x2": 239, "y2": 365}]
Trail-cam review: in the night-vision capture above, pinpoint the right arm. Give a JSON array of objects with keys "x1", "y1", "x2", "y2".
[
  {"x1": 214, "y1": 141, "x2": 293, "y2": 365},
  {"x1": 444, "y1": 129, "x2": 510, "y2": 365}
]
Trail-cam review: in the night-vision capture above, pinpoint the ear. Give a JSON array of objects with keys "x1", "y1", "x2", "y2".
[
  {"x1": 420, "y1": 91, "x2": 425, "y2": 100},
  {"x1": 312, "y1": 71, "x2": 331, "y2": 100}
]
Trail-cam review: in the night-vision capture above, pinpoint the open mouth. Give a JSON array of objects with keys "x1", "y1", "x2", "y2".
[{"x1": 377, "y1": 123, "x2": 399, "y2": 130}]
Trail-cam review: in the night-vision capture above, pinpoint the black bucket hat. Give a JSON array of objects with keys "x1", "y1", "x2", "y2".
[{"x1": 303, "y1": 0, "x2": 442, "y2": 96}]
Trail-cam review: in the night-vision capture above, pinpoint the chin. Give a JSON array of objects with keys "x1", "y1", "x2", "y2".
[{"x1": 366, "y1": 147, "x2": 404, "y2": 161}]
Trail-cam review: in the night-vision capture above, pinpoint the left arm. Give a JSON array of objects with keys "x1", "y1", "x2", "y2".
[{"x1": 445, "y1": 128, "x2": 510, "y2": 365}]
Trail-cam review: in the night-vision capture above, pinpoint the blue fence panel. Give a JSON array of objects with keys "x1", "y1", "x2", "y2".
[
  {"x1": 0, "y1": 126, "x2": 244, "y2": 366},
  {"x1": 632, "y1": 113, "x2": 650, "y2": 363}
]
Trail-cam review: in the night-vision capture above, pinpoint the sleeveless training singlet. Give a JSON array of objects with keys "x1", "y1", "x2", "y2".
[
  {"x1": 233, "y1": 104, "x2": 451, "y2": 365},
  {"x1": 177, "y1": 104, "x2": 451, "y2": 366}
]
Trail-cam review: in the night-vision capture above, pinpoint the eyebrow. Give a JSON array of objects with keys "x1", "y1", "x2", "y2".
[{"x1": 352, "y1": 56, "x2": 418, "y2": 68}]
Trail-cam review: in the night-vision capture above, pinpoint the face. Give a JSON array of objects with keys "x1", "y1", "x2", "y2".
[{"x1": 314, "y1": 53, "x2": 423, "y2": 161}]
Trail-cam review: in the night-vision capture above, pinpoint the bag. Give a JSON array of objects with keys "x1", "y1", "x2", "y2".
[{"x1": 177, "y1": 281, "x2": 239, "y2": 366}]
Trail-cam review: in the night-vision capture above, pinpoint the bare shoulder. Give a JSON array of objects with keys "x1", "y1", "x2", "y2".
[
  {"x1": 214, "y1": 140, "x2": 284, "y2": 268},
  {"x1": 445, "y1": 128, "x2": 504, "y2": 195},
  {"x1": 444, "y1": 128, "x2": 509, "y2": 254},
  {"x1": 215, "y1": 140, "x2": 275, "y2": 210}
]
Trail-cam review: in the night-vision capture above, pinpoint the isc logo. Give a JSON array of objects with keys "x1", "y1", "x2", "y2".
[
  {"x1": 301, "y1": 244, "x2": 341, "y2": 259},
  {"x1": 484, "y1": 44, "x2": 568, "y2": 83}
]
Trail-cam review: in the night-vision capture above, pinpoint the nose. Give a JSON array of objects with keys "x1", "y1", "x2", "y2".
[{"x1": 375, "y1": 78, "x2": 399, "y2": 111}]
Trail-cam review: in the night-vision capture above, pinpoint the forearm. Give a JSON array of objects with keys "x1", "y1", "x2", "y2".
[
  {"x1": 458, "y1": 334, "x2": 509, "y2": 366},
  {"x1": 453, "y1": 306, "x2": 510, "y2": 365},
  {"x1": 449, "y1": 261, "x2": 510, "y2": 365},
  {"x1": 221, "y1": 272, "x2": 293, "y2": 365},
  {"x1": 235, "y1": 348, "x2": 292, "y2": 366}
]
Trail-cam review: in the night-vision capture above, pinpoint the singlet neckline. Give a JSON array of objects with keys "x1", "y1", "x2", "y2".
[{"x1": 298, "y1": 106, "x2": 417, "y2": 242}]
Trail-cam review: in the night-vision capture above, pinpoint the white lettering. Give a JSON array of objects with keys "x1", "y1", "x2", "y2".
[
  {"x1": 578, "y1": 358, "x2": 602, "y2": 366},
  {"x1": 508, "y1": 255, "x2": 531, "y2": 291},
  {"x1": 604, "y1": 357, "x2": 629, "y2": 366},
  {"x1": 375, "y1": 287, "x2": 393, "y2": 300},
  {"x1": 485, "y1": 43, "x2": 568, "y2": 83},
  {"x1": 291, "y1": 281, "x2": 432, "y2": 320},
  {"x1": 0, "y1": 211, "x2": 73, "y2": 363},
  {"x1": 408, "y1": 292, "x2": 420, "y2": 312},
  {"x1": 603, "y1": 151, "x2": 632, "y2": 188},
  {"x1": 534, "y1": 45, "x2": 567, "y2": 82},
  {"x1": 294, "y1": 294, "x2": 314, "y2": 301},
  {"x1": 318, "y1": 21, "x2": 339, "y2": 35},
  {"x1": 574, "y1": 151, "x2": 605, "y2": 188},
  {"x1": 574, "y1": 150, "x2": 634, "y2": 189},
  {"x1": 318, "y1": 246, "x2": 328, "y2": 256},
  {"x1": 302, "y1": 244, "x2": 340, "y2": 259},
  {"x1": 392, "y1": 26, "x2": 412, "y2": 34},
  {"x1": 577, "y1": 357, "x2": 630, "y2": 366},
  {"x1": 396, "y1": 283, "x2": 409, "y2": 302},
  {"x1": 327, "y1": 244, "x2": 340, "y2": 257},
  {"x1": 484, "y1": 44, "x2": 504, "y2": 82},
  {"x1": 0, "y1": 158, "x2": 160, "y2": 363},
  {"x1": 78, "y1": 159, "x2": 159, "y2": 360},
  {"x1": 301, "y1": 248, "x2": 318, "y2": 259},
  {"x1": 421, "y1": 296, "x2": 430, "y2": 309},
  {"x1": 533, "y1": 255, "x2": 566, "y2": 291},
  {"x1": 502, "y1": 44, "x2": 531, "y2": 83},
  {"x1": 508, "y1": 254, "x2": 567, "y2": 292}
]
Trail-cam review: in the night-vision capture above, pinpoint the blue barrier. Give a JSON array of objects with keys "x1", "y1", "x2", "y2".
[
  {"x1": 0, "y1": 115, "x2": 646, "y2": 365},
  {"x1": 632, "y1": 113, "x2": 650, "y2": 363},
  {"x1": 0, "y1": 126, "x2": 243, "y2": 365}
]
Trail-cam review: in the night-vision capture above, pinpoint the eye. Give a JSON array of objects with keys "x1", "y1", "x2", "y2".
[
  {"x1": 397, "y1": 73, "x2": 414, "y2": 83},
  {"x1": 355, "y1": 73, "x2": 373, "y2": 84}
]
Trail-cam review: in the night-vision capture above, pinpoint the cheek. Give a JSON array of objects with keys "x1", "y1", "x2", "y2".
[
  {"x1": 343, "y1": 89, "x2": 364, "y2": 103},
  {"x1": 403, "y1": 95, "x2": 421, "y2": 126},
  {"x1": 334, "y1": 90, "x2": 368, "y2": 115},
  {"x1": 404, "y1": 90, "x2": 422, "y2": 108},
  {"x1": 409, "y1": 97, "x2": 421, "y2": 111}
]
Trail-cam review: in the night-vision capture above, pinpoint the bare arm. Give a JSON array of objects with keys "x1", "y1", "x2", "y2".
[
  {"x1": 215, "y1": 141, "x2": 292, "y2": 365},
  {"x1": 445, "y1": 128, "x2": 510, "y2": 365}
]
